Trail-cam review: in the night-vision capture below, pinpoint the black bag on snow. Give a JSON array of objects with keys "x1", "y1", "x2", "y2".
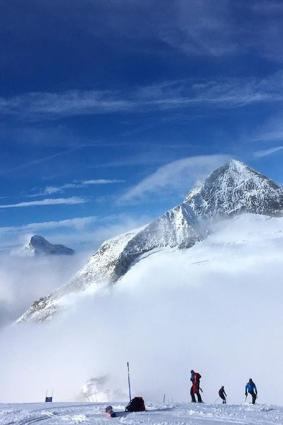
[{"x1": 125, "y1": 397, "x2": 146, "y2": 412}]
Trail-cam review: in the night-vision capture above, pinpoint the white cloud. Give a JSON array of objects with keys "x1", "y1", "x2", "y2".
[
  {"x1": 0, "y1": 213, "x2": 150, "y2": 254},
  {"x1": 0, "y1": 216, "x2": 97, "y2": 234},
  {"x1": 0, "y1": 147, "x2": 81, "y2": 177},
  {"x1": 43, "y1": 179, "x2": 124, "y2": 195},
  {"x1": 0, "y1": 197, "x2": 86, "y2": 209},
  {"x1": 155, "y1": 0, "x2": 283, "y2": 62},
  {"x1": 0, "y1": 252, "x2": 89, "y2": 328},
  {"x1": 254, "y1": 146, "x2": 283, "y2": 158},
  {"x1": 62, "y1": 0, "x2": 283, "y2": 62},
  {"x1": 1, "y1": 214, "x2": 283, "y2": 403},
  {"x1": 1, "y1": 72, "x2": 283, "y2": 119},
  {"x1": 120, "y1": 154, "x2": 230, "y2": 202},
  {"x1": 253, "y1": 130, "x2": 283, "y2": 143},
  {"x1": 252, "y1": 117, "x2": 283, "y2": 143},
  {"x1": 250, "y1": 114, "x2": 283, "y2": 147},
  {"x1": 159, "y1": 0, "x2": 237, "y2": 57},
  {"x1": 82, "y1": 179, "x2": 123, "y2": 185},
  {"x1": 0, "y1": 90, "x2": 131, "y2": 118}
]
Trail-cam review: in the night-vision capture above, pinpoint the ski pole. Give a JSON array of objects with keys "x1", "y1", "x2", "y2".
[
  {"x1": 127, "y1": 361, "x2": 132, "y2": 402},
  {"x1": 213, "y1": 397, "x2": 220, "y2": 403}
]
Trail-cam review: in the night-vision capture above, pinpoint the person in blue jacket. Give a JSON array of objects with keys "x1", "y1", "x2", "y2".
[{"x1": 245, "y1": 378, "x2": 257, "y2": 404}]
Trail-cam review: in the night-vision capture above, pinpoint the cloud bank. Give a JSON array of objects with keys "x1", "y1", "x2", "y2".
[
  {"x1": 0, "y1": 214, "x2": 282, "y2": 405},
  {"x1": 0, "y1": 253, "x2": 88, "y2": 329}
]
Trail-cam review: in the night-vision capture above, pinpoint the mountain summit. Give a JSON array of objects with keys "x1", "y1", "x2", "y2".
[
  {"x1": 18, "y1": 160, "x2": 283, "y2": 322},
  {"x1": 25, "y1": 235, "x2": 74, "y2": 256},
  {"x1": 186, "y1": 159, "x2": 283, "y2": 217}
]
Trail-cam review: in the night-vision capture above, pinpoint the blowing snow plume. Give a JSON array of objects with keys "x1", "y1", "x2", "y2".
[{"x1": 0, "y1": 160, "x2": 283, "y2": 405}]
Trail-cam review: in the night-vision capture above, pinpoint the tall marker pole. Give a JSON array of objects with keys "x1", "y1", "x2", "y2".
[{"x1": 127, "y1": 361, "x2": 132, "y2": 402}]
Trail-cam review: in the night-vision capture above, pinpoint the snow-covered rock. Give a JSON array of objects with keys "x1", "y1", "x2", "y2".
[
  {"x1": 186, "y1": 159, "x2": 283, "y2": 217},
  {"x1": 18, "y1": 160, "x2": 283, "y2": 322},
  {"x1": 24, "y1": 235, "x2": 74, "y2": 257}
]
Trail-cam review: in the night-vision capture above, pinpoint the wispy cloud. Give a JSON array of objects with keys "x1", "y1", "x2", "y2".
[
  {"x1": 253, "y1": 130, "x2": 283, "y2": 143},
  {"x1": 155, "y1": 0, "x2": 283, "y2": 61},
  {"x1": 158, "y1": 0, "x2": 238, "y2": 57},
  {"x1": 120, "y1": 154, "x2": 230, "y2": 203},
  {"x1": 0, "y1": 147, "x2": 81, "y2": 176},
  {"x1": 41, "y1": 0, "x2": 283, "y2": 62},
  {"x1": 0, "y1": 213, "x2": 150, "y2": 252},
  {"x1": 42, "y1": 179, "x2": 124, "y2": 195},
  {"x1": 1, "y1": 73, "x2": 283, "y2": 120},
  {"x1": 0, "y1": 216, "x2": 96, "y2": 234},
  {"x1": 254, "y1": 146, "x2": 283, "y2": 158},
  {"x1": 0, "y1": 197, "x2": 86, "y2": 209},
  {"x1": 94, "y1": 151, "x2": 181, "y2": 169},
  {"x1": 251, "y1": 114, "x2": 283, "y2": 144},
  {"x1": 0, "y1": 90, "x2": 131, "y2": 119}
]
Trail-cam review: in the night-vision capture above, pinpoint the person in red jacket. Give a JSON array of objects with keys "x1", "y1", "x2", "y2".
[{"x1": 190, "y1": 370, "x2": 203, "y2": 403}]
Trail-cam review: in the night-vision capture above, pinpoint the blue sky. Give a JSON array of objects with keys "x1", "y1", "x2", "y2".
[{"x1": 1, "y1": 0, "x2": 283, "y2": 250}]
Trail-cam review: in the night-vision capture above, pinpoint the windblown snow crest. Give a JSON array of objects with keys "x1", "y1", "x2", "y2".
[{"x1": 18, "y1": 160, "x2": 283, "y2": 322}]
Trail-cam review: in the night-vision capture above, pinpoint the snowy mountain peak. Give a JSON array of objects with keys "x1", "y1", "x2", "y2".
[
  {"x1": 217, "y1": 159, "x2": 275, "y2": 182},
  {"x1": 226, "y1": 158, "x2": 249, "y2": 171},
  {"x1": 185, "y1": 160, "x2": 282, "y2": 217},
  {"x1": 25, "y1": 235, "x2": 75, "y2": 256}
]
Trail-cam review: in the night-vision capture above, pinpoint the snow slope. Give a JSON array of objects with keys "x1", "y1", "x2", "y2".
[{"x1": 0, "y1": 402, "x2": 282, "y2": 425}]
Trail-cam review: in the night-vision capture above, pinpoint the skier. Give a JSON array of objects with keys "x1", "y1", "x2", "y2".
[
  {"x1": 190, "y1": 370, "x2": 203, "y2": 403},
  {"x1": 245, "y1": 378, "x2": 257, "y2": 404},
  {"x1": 218, "y1": 386, "x2": 227, "y2": 404}
]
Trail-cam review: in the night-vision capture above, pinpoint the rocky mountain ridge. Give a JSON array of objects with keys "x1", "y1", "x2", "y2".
[
  {"x1": 25, "y1": 235, "x2": 74, "y2": 256},
  {"x1": 18, "y1": 160, "x2": 283, "y2": 322}
]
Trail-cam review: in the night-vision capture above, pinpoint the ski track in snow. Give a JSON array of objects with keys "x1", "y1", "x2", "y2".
[{"x1": 0, "y1": 403, "x2": 282, "y2": 425}]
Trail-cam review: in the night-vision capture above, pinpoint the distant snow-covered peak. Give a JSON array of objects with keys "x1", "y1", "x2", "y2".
[
  {"x1": 185, "y1": 159, "x2": 282, "y2": 216},
  {"x1": 25, "y1": 235, "x2": 74, "y2": 256}
]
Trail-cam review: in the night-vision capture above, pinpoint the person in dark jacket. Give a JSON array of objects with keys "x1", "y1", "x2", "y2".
[
  {"x1": 218, "y1": 386, "x2": 227, "y2": 404},
  {"x1": 105, "y1": 406, "x2": 117, "y2": 417},
  {"x1": 245, "y1": 378, "x2": 257, "y2": 404},
  {"x1": 190, "y1": 370, "x2": 203, "y2": 403}
]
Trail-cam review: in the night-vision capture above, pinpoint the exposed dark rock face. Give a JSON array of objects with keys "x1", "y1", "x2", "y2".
[{"x1": 27, "y1": 235, "x2": 74, "y2": 256}]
